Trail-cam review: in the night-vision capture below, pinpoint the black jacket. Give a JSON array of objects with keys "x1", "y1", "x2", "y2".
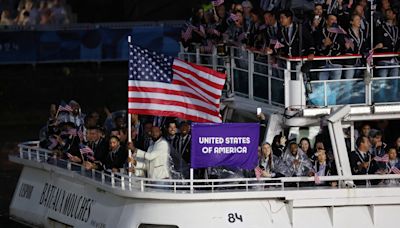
[
  {"x1": 103, "y1": 146, "x2": 128, "y2": 170},
  {"x1": 277, "y1": 22, "x2": 316, "y2": 57},
  {"x1": 374, "y1": 21, "x2": 400, "y2": 62}
]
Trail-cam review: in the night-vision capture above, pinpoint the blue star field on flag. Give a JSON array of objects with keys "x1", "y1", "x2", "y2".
[{"x1": 129, "y1": 45, "x2": 174, "y2": 83}]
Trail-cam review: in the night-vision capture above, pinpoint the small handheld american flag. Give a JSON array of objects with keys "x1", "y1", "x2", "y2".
[
  {"x1": 254, "y1": 166, "x2": 263, "y2": 180},
  {"x1": 391, "y1": 166, "x2": 400, "y2": 174},
  {"x1": 314, "y1": 173, "x2": 321, "y2": 184},
  {"x1": 374, "y1": 154, "x2": 389, "y2": 163},
  {"x1": 57, "y1": 101, "x2": 73, "y2": 113},
  {"x1": 273, "y1": 40, "x2": 284, "y2": 49},
  {"x1": 80, "y1": 145, "x2": 95, "y2": 161},
  {"x1": 366, "y1": 50, "x2": 374, "y2": 66},
  {"x1": 229, "y1": 13, "x2": 239, "y2": 22},
  {"x1": 181, "y1": 24, "x2": 193, "y2": 42},
  {"x1": 212, "y1": 0, "x2": 224, "y2": 7}
]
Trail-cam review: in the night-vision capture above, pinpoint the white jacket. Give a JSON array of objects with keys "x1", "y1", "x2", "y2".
[{"x1": 136, "y1": 137, "x2": 171, "y2": 179}]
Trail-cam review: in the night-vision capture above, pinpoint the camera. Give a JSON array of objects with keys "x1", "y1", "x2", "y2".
[{"x1": 216, "y1": 43, "x2": 227, "y2": 57}]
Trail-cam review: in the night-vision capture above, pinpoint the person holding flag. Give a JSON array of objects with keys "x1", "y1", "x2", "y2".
[
  {"x1": 386, "y1": 148, "x2": 400, "y2": 173},
  {"x1": 373, "y1": 8, "x2": 399, "y2": 102},
  {"x1": 313, "y1": 150, "x2": 337, "y2": 187},
  {"x1": 255, "y1": 143, "x2": 283, "y2": 179},
  {"x1": 383, "y1": 148, "x2": 400, "y2": 185},
  {"x1": 276, "y1": 10, "x2": 315, "y2": 60},
  {"x1": 343, "y1": 14, "x2": 369, "y2": 80},
  {"x1": 315, "y1": 14, "x2": 346, "y2": 81},
  {"x1": 349, "y1": 136, "x2": 379, "y2": 185}
]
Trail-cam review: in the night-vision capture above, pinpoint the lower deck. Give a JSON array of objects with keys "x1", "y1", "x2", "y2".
[{"x1": 9, "y1": 142, "x2": 400, "y2": 228}]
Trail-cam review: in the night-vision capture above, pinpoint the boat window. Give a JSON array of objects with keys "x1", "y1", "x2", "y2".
[{"x1": 288, "y1": 126, "x2": 321, "y2": 147}]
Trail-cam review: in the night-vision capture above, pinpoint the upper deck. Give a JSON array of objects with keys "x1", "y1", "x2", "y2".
[{"x1": 178, "y1": 45, "x2": 400, "y2": 118}]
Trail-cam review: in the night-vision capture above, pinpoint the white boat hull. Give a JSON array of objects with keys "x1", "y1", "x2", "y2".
[{"x1": 10, "y1": 163, "x2": 400, "y2": 228}]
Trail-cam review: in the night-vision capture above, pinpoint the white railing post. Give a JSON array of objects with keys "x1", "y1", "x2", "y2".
[
  {"x1": 111, "y1": 173, "x2": 115, "y2": 187},
  {"x1": 284, "y1": 59, "x2": 291, "y2": 108},
  {"x1": 350, "y1": 123, "x2": 355, "y2": 151},
  {"x1": 225, "y1": 58, "x2": 233, "y2": 97},
  {"x1": 101, "y1": 172, "x2": 105, "y2": 184},
  {"x1": 190, "y1": 168, "x2": 194, "y2": 194},
  {"x1": 195, "y1": 46, "x2": 201, "y2": 64},
  {"x1": 140, "y1": 179, "x2": 144, "y2": 192},
  {"x1": 36, "y1": 149, "x2": 40, "y2": 162},
  {"x1": 229, "y1": 47, "x2": 235, "y2": 96},
  {"x1": 366, "y1": 66, "x2": 373, "y2": 105},
  {"x1": 248, "y1": 50, "x2": 254, "y2": 100},
  {"x1": 19, "y1": 146, "x2": 23, "y2": 158},
  {"x1": 212, "y1": 46, "x2": 217, "y2": 71},
  {"x1": 27, "y1": 148, "x2": 31, "y2": 160},
  {"x1": 324, "y1": 81, "x2": 328, "y2": 106},
  {"x1": 121, "y1": 175, "x2": 125, "y2": 190},
  {"x1": 67, "y1": 161, "x2": 71, "y2": 170},
  {"x1": 267, "y1": 55, "x2": 272, "y2": 105},
  {"x1": 179, "y1": 42, "x2": 185, "y2": 60},
  {"x1": 92, "y1": 169, "x2": 95, "y2": 180},
  {"x1": 44, "y1": 150, "x2": 48, "y2": 162}
]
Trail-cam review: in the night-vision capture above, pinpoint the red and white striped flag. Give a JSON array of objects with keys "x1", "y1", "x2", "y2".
[
  {"x1": 273, "y1": 40, "x2": 284, "y2": 49},
  {"x1": 230, "y1": 13, "x2": 239, "y2": 21},
  {"x1": 212, "y1": 0, "x2": 224, "y2": 6},
  {"x1": 61, "y1": 128, "x2": 77, "y2": 136},
  {"x1": 181, "y1": 25, "x2": 193, "y2": 42},
  {"x1": 255, "y1": 166, "x2": 263, "y2": 180},
  {"x1": 77, "y1": 128, "x2": 84, "y2": 141},
  {"x1": 366, "y1": 50, "x2": 374, "y2": 66},
  {"x1": 314, "y1": 173, "x2": 321, "y2": 184},
  {"x1": 57, "y1": 103, "x2": 73, "y2": 113},
  {"x1": 391, "y1": 166, "x2": 400, "y2": 174},
  {"x1": 80, "y1": 145, "x2": 95, "y2": 161},
  {"x1": 374, "y1": 154, "x2": 389, "y2": 163},
  {"x1": 128, "y1": 44, "x2": 226, "y2": 123}
]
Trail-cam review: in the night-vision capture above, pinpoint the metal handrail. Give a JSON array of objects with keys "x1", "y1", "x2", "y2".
[
  {"x1": 179, "y1": 44, "x2": 400, "y2": 108},
  {"x1": 12, "y1": 141, "x2": 400, "y2": 194}
]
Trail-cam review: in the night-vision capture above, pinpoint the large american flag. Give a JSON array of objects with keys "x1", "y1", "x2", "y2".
[{"x1": 128, "y1": 44, "x2": 226, "y2": 122}]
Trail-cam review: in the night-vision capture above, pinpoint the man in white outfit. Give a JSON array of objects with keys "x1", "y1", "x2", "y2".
[{"x1": 131, "y1": 126, "x2": 171, "y2": 179}]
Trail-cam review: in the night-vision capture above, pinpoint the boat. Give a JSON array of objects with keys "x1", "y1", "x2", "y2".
[{"x1": 9, "y1": 44, "x2": 400, "y2": 228}]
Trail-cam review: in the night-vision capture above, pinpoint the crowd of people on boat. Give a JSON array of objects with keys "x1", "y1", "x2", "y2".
[
  {"x1": 182, "y1": 0, "x2": 400, "y2": 80},
  {"x1": 0, "y1": 0, "x2": 70, "y2": 26},
  {"x1": 257, "y1": 120, "x2": 400, "y2": 186},
  {"x1": 37, "y1": 101, "x2": 400, "y2": 187},
  {"x1": 39, "y1": 101, "x2": 193, "y2": 179}
]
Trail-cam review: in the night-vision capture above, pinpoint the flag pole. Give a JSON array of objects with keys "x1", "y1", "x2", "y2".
[{"x1": 127, "y1": 35, "x2": 133, "y2": 183}]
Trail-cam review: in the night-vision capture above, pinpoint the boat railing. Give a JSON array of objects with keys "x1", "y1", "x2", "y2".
[
  {"x1": 178, "y1": 44, "x2": 400, "y2": 109},
  {"x1": 13, "y1": 141, "x2": 400, "y2": 195}
]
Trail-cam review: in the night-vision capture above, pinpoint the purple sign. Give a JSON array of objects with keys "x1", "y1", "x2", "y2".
[{"x1": 191, "y1": 123, "x2": 259, "y2": 169}]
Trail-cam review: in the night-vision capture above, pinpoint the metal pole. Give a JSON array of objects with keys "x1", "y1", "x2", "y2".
[
  {"x1": 350, "y1": 123, "x2": 355, "y2": 151},
  {"x1": 267, "y1": 55, "x2": 272, "y2": 104},
  {"x1": 248, "y1": 50, "x2": 254, "y2": 100},
  {"x1": 284, "y1": 59, "x2": 291, "y2": 108},
  {"x1": 212, "y1": 46, "x2": 217, "y2": 71},
  {"x1": 127, "y1": 36, "x2": 133, "y2": 190},
  {"x1": 190, "y1": 168, "x2": 194, "y2": 193},
  {"x1": 196, "y1": 46, "x2": 201, "y2": 64}
]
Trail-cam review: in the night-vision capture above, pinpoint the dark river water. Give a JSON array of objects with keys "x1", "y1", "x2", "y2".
[{"x1": 0, "y1": 62, "x2": 127, "y2": 227}]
